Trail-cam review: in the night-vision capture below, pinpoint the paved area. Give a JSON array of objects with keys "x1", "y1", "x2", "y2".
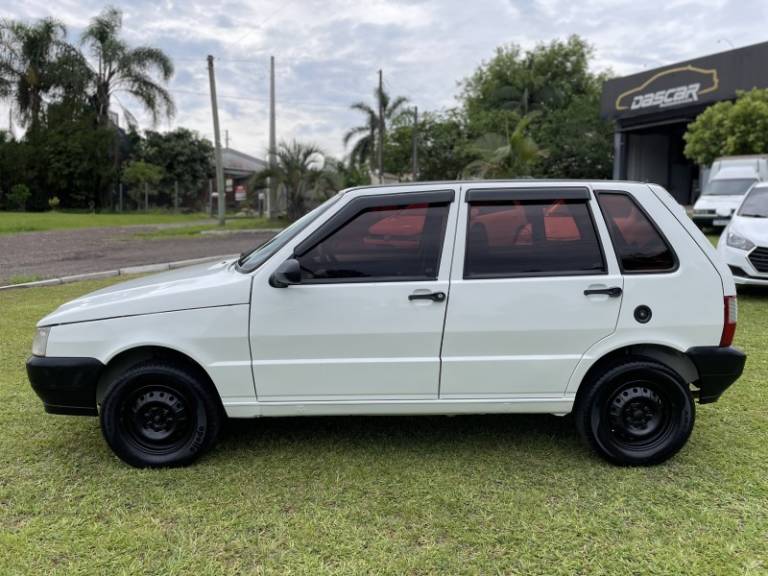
[{"x1": 0, "y1": 226, "x2": 276, "y2": 285}]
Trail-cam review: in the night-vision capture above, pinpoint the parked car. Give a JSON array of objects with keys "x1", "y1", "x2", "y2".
[
  {"x1": 27, "y1": 181, "x2": 746, "y2": 468},
  {"x1": 717, "y1": 181, "x2": 768, "y2": 286},
  {"x1": 691, "y1": 166, "x2": 759, "y2": 228}
]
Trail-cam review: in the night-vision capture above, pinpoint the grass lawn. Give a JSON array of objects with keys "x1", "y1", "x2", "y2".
[
  {"x1": 133, "y1": 216, "x2": 289, "y2": 239},
  {"x1": 0, "y1": 211, "x2": 212, "y2": 235},
  {"x1": 1, "y1": 279, "x2": 767, "y2": 574}
]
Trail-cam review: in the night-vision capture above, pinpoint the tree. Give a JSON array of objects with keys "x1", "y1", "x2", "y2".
[
  {"x1": 0, "y1": 17, "x2": 80, "y2": 130},
  {"x1": 462, "y1": 114, "x2": 544, "y2": 178},
  {"x1": 122, "y1": 160, "x2": 164, "y2": 209},
  {"x1": 343, "y1": 86, "x2": 409, "y2": 171},
  {"x1": 683, "y1": 89, "x2": 768, "y2": 166},
  {"x1": 140, "y1": 128, "x2": 214, "y2": 207},
  {"x1": 250, "y1": 141, "x2": 340, "y2": 220},
  {"x1": 80, "y1": 6, "x2": 175, "y2": 127},
  {"x1": 458, "y1": 36, "x2": 613, "y2": 178}
]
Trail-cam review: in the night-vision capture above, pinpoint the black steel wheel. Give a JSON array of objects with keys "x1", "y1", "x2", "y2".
[
  {"x1": 100, "y1": 361, "x2": 222, "y2": 468},
  {"x1": 575, "y1": 360, "x2": 694, "y2": 465}
]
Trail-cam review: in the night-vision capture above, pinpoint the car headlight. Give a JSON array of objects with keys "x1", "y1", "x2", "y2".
[
  {"x1": 726, "y1": 232, "x2": 755, "y2": 251},
  {"x1": 31, "y1": 327, "x2": 50, "y2": 357}
]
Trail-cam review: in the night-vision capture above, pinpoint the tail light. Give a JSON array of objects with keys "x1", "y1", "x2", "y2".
[{"x1": 720, "y1": 296, "x2": 738, "y2": 347}]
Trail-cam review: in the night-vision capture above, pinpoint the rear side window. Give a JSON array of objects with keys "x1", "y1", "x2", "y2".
[
  {"x1": 596, "y1": 192, "x2": 676, "y2": 273},
  {"x1": 464, "y1": 198, "x2": 606, "y2": 278},
  {"x1": 297, "y1": 202, "x2": 449, "y2": 282}
]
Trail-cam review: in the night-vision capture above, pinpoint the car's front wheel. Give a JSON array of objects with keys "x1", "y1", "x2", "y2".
[
  {"x1": 100, "y1": 361, "x2": 222, "y2": 468},
  {"x1": 574, "y1": 360, "x2": 695, "y2": 465}
]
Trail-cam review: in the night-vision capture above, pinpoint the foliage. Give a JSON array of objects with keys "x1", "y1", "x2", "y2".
[
  {"x1": 250, "y1": 141, "x2": 340, "y2": 220},
  {"x1": 344, "y1": 86, "x2": 409, "y2": 171},
  {"x1": 462, "y1": 114, "x2": 544, "y2": 178},
  {"x1": 684, "y1": 89, "x2": 768, "y2": 166},
  {"x1": 138, "y1": 128, "x2": 214, "y2": 207},
  {"x1": 121, "y1": 160, "x2": 164, "y2": 207},
  {"x1": 80, "y1": 6, "x2": 175, "y2": 127},
  {"x1": 6, "y1": 183, "x2": 30, "y2": 210}
]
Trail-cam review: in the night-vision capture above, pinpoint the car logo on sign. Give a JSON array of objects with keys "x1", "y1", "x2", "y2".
[{"x1": 615, "y1": 65, "x2": 719, "y2": 112}]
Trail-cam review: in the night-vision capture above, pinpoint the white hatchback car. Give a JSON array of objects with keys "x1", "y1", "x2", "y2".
[
  {"x1": 28, "y1": 181, "x2": 746, "y2": 468},
  {"x1": 717, "y1": 182, "x2": 768, "y2": 286}
]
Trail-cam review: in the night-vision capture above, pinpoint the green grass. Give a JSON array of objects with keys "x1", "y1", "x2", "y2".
[
  {"x1": 134, "y1": 217, "x2": 288, "y2": 239},
  {"x1": 1, "y1": 279, "x2": 767, "y2": 574},
  {"x1": 0, "y1": 211, "x2": 212, "y2": 235}
]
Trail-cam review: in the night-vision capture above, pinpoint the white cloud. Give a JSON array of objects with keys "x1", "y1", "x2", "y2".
[{"x1": 2, "y1": 0, "x2": 767, "y2": 158}]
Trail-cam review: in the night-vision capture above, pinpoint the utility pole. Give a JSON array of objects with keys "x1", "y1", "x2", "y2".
[
  {"x1": 411, "y1": 106, "x2": 419, "y2": 181},
  {"x1": 174, "y1": 180, "x2": 179, "y2": 212},
  {"x1": 207, "y1": 55, "x2": 226, "y2": 226},
  {"x1": 268, "y1": 55, "x2": 277, "y2": 219},
  {"x1": 225, "y1": 129, "x2": 230, "y2": 149},
  {"x1": 378, "y1": 69, "x2": 384, "y2": 184}
]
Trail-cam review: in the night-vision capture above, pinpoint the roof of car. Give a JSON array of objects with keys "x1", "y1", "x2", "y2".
[{"x1": 341, "y1": 179, "x2": 648, "y2": 194}]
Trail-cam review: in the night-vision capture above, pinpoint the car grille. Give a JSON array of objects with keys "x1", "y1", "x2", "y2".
[{"x1": 749, "y1": 247, "x2": 768, "y2": 272}]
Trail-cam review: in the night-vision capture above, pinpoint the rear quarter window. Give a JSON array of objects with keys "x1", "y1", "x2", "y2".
[{"x1": 596, "y1": 191, "x2": 677, "y2": 273}]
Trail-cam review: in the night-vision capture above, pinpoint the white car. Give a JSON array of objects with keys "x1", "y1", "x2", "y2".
[
  {"x1": 717, "y1": 182, "x2": 768, "y2": 286},
  {"x1": 27, "y1": 181, "x2": 746, "y2": 468},
  {"x1": 691, "y1": 167, "x2": 758, "y2": 228}
]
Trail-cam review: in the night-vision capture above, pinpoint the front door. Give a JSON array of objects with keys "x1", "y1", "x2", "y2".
[
  {"x1": 250, "y1": 189, "x2": 457, "y2": 401},
  {"x1": 440, "y1": 186, "x2": 623, "y2": 398}
]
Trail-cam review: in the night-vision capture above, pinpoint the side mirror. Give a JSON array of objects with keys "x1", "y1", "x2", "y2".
[{"x1": 269, "y1": 258, "x2": 302, "y2": 288}]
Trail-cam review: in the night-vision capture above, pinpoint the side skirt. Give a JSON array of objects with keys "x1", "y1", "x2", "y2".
[{"x1": 222, "y1": 397, "x2": 574, "y2": 418}]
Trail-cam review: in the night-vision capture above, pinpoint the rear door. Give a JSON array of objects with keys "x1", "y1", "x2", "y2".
[{"x1": 440, "y1": 185, "x2": 623, "y2": 398}]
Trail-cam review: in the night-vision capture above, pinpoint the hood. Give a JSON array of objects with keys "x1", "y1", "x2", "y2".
[
  {"x1": 39, "y1": 259, "x2": 252, "y2": 326},
  {"x1": 694, "y1": 195, "x2": 743, "y2": 215},
  {"x1": 729, "y1": 215, "x2": 768, "y2": 247}
]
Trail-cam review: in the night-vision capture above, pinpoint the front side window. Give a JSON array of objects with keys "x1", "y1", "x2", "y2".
[
  {"x1": 597, "y1": 192, "x2": 676, "y2": 273},
  {"x1": 464, "y1": 198, "x2": 606, "y2": 278},
  {"x1": 738, "y1": 186, "x2": 768, "y2": 218},
  {"x1": 297, "y1": 201, "x2": 450, "y2": 282}
]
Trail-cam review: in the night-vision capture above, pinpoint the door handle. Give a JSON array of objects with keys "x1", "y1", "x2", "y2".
[
  {"x1": 409, "y1": 291, "x2": 446, "y2": 302},
  {"x1": 584, "y1": 286, "x2": 623, "y2": 297}
]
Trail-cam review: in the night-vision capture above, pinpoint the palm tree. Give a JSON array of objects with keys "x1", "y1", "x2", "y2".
[
  {"x1": 462, "y1": 114, "x2": 546, "y2": 179},
  {"x1": 343, "y1": 86, "x2": 408, "y2": 173},
  {"x1": 80, "y1": 6, "x2": 175, "y2": 127},
  {"x1": 0, "y1": 17, "x2": 80, "y2": 130},
  {"x1": 250, "y1": 141, "x2": 341, "y2": 220}
]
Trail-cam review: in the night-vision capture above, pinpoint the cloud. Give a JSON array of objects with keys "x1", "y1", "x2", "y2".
[{"x1": 2, "y1": 0, "x2": 767, "y2": 159}]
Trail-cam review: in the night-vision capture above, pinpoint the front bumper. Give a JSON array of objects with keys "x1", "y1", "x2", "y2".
[
  {"x1": 687, "y1": 346, "x2": 746, "y2": 404},
  {"x1": 691, "y1": 213, "x2": 731, "y2": 227},
  {"x1": 718, "y1": 244, "x2": 768, "y2": 286},
  {"x1": 26, "y1": 356, "x2": 104, "y2": 416}
]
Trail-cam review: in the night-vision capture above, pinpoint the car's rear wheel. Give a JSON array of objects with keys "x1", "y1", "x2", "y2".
[
  {"x1": 100, "y1": 361, "x2": 222, "y2": 468},
  {"x1": 574, "y1": 360, "x2": 694, "y2": 465}
]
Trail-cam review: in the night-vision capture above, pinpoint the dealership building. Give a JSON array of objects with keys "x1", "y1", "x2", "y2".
[{"x1": 601, "y1": 41, "x2": 768, "y2": 205}]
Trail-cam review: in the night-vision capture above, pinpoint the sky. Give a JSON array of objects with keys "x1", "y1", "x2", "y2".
[{"x1": 3, "y1": 0, "x2": 768, "y2": 159}]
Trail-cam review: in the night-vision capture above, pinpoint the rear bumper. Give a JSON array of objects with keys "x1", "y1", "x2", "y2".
[
  {"x1": 686, "y1": 346, "x2": 746, "y2": 404},
  {"x1": 26, "y1": 356, "x2": 104, "y2": 416}
]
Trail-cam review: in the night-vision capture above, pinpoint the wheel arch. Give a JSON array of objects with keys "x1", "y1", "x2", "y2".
[
  {"x1": 574, "y1": 344, "x2": 699, "y2": 408},
  {"x1": 96, "y1": 345, "x2": 225, "y2": 414}
]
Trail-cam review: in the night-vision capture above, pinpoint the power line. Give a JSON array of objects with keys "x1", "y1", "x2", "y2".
[{"x1": 169, "y1": 88, "x2": 353, "y2": 110}]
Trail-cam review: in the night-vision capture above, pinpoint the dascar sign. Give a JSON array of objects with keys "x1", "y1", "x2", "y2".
[
  {"x1": 615, "y1": 66, "x2": 718, "y2": 112},
  {"x1": 601, "y1": 42, "x2": 768, "y2": 121}
]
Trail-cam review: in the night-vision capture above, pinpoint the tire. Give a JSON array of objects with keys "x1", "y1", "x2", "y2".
[
  {"x1": 100, "y1": 361, "x2": 222, "y2": 468},
  {"x1": 574, "y1": 360, "x2": 695, "y2": 466}
]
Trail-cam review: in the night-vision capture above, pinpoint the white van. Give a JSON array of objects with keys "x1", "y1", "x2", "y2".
[
  {"x1": 692, "y1": 155, "x2": 768, "y2": 227},
  {"x1": 27, "y1": 181, "x2": 746, "y2": 468}
]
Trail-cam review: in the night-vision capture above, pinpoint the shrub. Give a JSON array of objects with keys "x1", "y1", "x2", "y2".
[{"x1": 7, "y1": 184, "x2": 31, "y2": 211}]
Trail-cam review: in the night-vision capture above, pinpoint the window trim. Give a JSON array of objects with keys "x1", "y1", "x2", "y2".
[
  {"x1": 595, "y1": 189, "x2": 679, "y2": 275},
  {"x1": 462, "y1": 195, "x2": 608, "y2": 280},
  {"x1": 465, "y1": 186, "x2": 590, "y2": 203},
  {"x1": 292, "y1": 190, "x2": 455, "y2": 285}
]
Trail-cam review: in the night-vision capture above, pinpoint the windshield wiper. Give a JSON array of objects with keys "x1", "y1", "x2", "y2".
[{"x1": 740, "y1": 213, "x2": 768, "y2": 218}]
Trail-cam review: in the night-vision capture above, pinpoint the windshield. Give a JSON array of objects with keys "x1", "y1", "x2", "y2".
[
  {"x1": 236, "y1": 194, "x2": 343, "y2": 272},
  {"x1": 703, "y1": 178, "x2": 757, "y2": 196},
  {"x1": 738, "y1": 186, "x2": 768, "y2": 218}
]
